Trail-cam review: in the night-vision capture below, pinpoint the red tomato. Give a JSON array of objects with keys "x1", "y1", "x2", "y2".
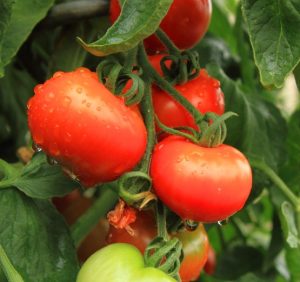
[
  {"x1": 107, "y1": 210, "x2": 157, "y2": 253},
  {"x1": 107, "y1": 211, "x2": 209, "y2": 282},
  {"x1": 149, "y1": 55, "x2": 225, "y2": 130},
  {"x1": 27, "y1": 67, "x2": 147, "y2": 187},
  {"x1": 150, "y1": 136, "x2": 252, "y2": 223},
  {"x1": 204, "y1": 244, "x2": 216, "y2": 275},
  {"x1": 174, "y1": 224, "x2": 209, "y2": 282},
  {"x1": 110, "y1": 0, "x2": 212, "y2": 53}
]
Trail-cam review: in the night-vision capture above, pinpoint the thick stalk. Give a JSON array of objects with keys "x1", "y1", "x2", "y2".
[
  {"x1": 0, "y1": 245, "x2": 24, "y2": 282},
  {"x1": 250, "y1": 159, "x2": 300, "y2": 210},
  {"x1": 138, "y1": 44, "x2": 205, "y2": 132},
  {"x1": 71, "y1": 184, "x2": 118, "y2": 247}
]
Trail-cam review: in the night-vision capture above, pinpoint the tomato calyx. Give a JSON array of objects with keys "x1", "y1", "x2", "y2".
[
  {"x1": 107, "y1": 199, "x2": 137, "y2": 236},
  {"x1": 117, "y1": 171, "x2": 157, "y2": 209},
  {"x1": 97, "y1": 47, "x2": 145, "y2": 106},
  {"x1": 144, "y1": 236, "x2": 183, "y2": 281}
]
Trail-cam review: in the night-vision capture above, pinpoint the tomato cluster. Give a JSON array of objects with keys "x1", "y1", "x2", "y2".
[{"x1": 27, "y1": 1, "x2": 253, "y2": 281}]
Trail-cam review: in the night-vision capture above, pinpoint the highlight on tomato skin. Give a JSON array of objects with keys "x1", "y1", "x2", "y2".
[
  {"x1": 27, "y1": 67, "x2": 147, "y2": 187},
  {"x1": 150, "y1": 135, "x2": 253, "y2": 223},
  {"x1": 109, "y1": 0, "x2": 212, "y2": 53}
]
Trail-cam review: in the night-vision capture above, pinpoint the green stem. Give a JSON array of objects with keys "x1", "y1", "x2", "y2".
[
  {"x1": 0, "y1": 245, "x2": 24, "y2": 282},
  {"x1": 138, "y1": 44, "x2": 205, "y2": 132},
  {"x1": 139, "y1": 78, "x2": 157, "y2": 172},
  {"x1": 123, "y1": 46, "x2": 138, "y2": 73},
  {"x1": 155, "y1": 28, "x2": 181, "y2": 55},
  {"x1": 0, "y1": 159, "x2": 18, "y2": 189},
  {"x1": 155, "y1": 201, "x2": 169, "y2": 241},
  {"x1": 71, "y1": 184, "x2": 118, "y2": 247},
  {"x1": 250, "y1": 159, "x2": 300, "y2": 210}
]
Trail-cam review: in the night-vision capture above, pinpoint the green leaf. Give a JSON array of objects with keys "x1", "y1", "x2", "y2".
[
  {"x1": 0, "y1": 64, "x2": 36, "y2": 148},
  {"x1": 0, "y1": 189, "x2": 79, "y2": 282},
  {"x1": 12, "y1": 152, "x2": 78, "y2": 199},
  {"x1": 0, "y1": 0, "x2": 55, "y2": 77},
  {"x1": 263, "y1": 213, "x2": 284, "y2": 272},
  {"x1": 294, "y1": 63, "x2": 300, "y2": 90},
  {"x1": 214, "y1": 245, "x2": 263, "y2": 280},
  {"x1": 241, "y1": 0, "x2": 300, "y2": 87},
  {"x1": 0, "y1": 0, "x2": 14, "y2": 45},
  {"x1": 279, "y1": 201, "x2": 299, "y2": 248},
  {"x1": 48, "y1": 19, "x2": 109, "y2": 76},
  {"x1": 77, "y1": 0, "x2": 173, "y2": 56},
  {"x1": 209, "y1": 1, "x2": 237, "y2": 54},
  {"x1": 193, "y1": 34, "x2": 240, "y2": 78},
  {"x1": 285, "y1": 245, "x2": 300, "y2": 282},
  {"x1": 234, "y1": 6, "x2": 258, "y2": 90},
  {"x1": 207, "y1": 64, "x2": 287, "y2": 172}
]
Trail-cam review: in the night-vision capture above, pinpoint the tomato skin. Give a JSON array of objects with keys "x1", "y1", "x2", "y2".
[
  {"x1": 150, "y1": 136, "x2": 252, "y2": 223},
  {"x1": 204, "y1": 244, "x2": 216, "y2": 275},
  {"x1": 107, "y1": 211, "x2": 209, "y2": 282},
  {"x1": 110, "y1": 0, "x2": 212, "y2": 53},
  {"x1": 76, "y1": 243, "x2": 176, "y2": 282},
  {"x1": 174, "y1": 225, "x2": 209, "y2": 282},
  {"x1": 27, "y1": 67, "x2": 147, "y2": 187}
]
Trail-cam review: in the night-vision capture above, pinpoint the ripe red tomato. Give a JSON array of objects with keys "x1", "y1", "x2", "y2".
[
  {"x1": 149, "y1": 55, "x2": 225, "y2": 131},
  {"x1": 110, "y1": 0, "x2": 212, "y2": 53},
  {"x1": 27, "y1": 67, "x2": 147, "y2": 187},
  {"x1": 173, "y1": 224, "x2": 209, "y2": 282},
  {"x1": 204, "y1": 244, "x2": 216, "y2": 275},
  {"x1": 150, "y1": 136, "x2": 252, "y2": 223},
  {"x1": 107, "y1": 210, "x2": 157, "y2": 253},
  {"x1": 107, "y1": 211, "x2": 209, "y2": 282}
]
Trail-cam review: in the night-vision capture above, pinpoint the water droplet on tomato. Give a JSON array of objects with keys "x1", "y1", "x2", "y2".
[
  {"x1": 32, "y1": 143, "x2": 42, "y2": 152},
  {"x1": 49, "y1": 108, "x2": 54, "y2": 113},
  {"x1": 76, "y1": 87, "x2": 83, "y2": 94},
  {"x1": 27, "y1": 99, "x2": 33, "y2": 110},
  {"x1": 157, "y1": 144, "x2": 164, "y2": 150},
  {"x1": 217, "y1": 218, "x2": 229, "y2": 226},
  {"x1": 46, "y1": 92, "x2": 55, "y2": 100},
  {"x1": 82, "y1": 99, "x2": 86, "y2": 104},
  {"x1": 47, "y1": 155, "x2": 58, "y2": 165},
  {"x1": 65, "y1": 132, "x2": 72, "y2": 142},
  {"x1": 96, "y1": 106, "x2": 101, "y2": 111},
  {"x1": 86, "y1": 102, "x2": 91, "y2": 108},
  {"x1": 184, "y1": 219, "x2": 199, "y2": 231},
  {"x1": 176, "y1": 156, "x2": 184, "y2": 163},
  {"x1": 53, "y1": 71, "x2": 64, "y2": 78},
  {"x1": 106, "y1": 125, "x2": 111, "y2": 129},
  {"x1": 63, "y1": 96, "x2": 71, "y2": 107},
  {"x1": 49, "y1": 143, "x2": 60, "y2": 156}
]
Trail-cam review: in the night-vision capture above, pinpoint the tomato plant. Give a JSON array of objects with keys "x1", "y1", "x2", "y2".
[
  {"x1": 77, "y1": 243, "x2": 176, "y2": 282},
  {"x1": 110, "y1": 0, "x2": 212, "y2": 53},
  {"x1": 150, "y1": 136, "x2": 252, "y2": 222},
  {"x1": 27, "y1": 67, "x2": 147, "y2": 187},
  {"x1": 1, "y1": 0, "x2": 300, "y2": 282}
]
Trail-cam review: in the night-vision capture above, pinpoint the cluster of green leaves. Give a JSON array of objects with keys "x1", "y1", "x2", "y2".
[{"x1": 0, "y1": 0, "x2": 300, "y2": 281}]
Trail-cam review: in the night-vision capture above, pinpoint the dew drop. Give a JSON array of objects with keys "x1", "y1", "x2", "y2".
[
  {"x1": 27, "y1": 99, "x2": 33, "y2": 110},
  {"x1": 76, "y1": 87, "x2": 83, "y2": 94},
  {"x1": 218, "y1": 218, "x2": 229, "y2": 226},
  {"x1": 48, "y1": 108, "x2": 54, "y2": 113},
  {"x1": 96, "y1": 106, "x2": 102, "y2": 111},
  {"x1": 86, "y1": 102, "x2": 91, "y2": 108},
  {"x1": 46, "y1": 92, "x2": 55, "y2": 100},
  {"x1": 157, "y1": 144, "x2": 164, "y2": 150},
  {"x1": 32, "y1": 143, "x2": 42, "y2": 152},
  {"x1": 63, "y1": 96, "x2": 72, "y2": 107},
  {"x1": 184, "y1": 219, "x2": 199, "y2": 231},
  {"x1": 82, "y1": 99, "x2": 87, "y2": 104},
  {"x1": 47, "y1": 155, "x2": 58, "y2": 165},
  {"x1": 53, "y1": 71, "x2": 64, "y2": 78}
]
